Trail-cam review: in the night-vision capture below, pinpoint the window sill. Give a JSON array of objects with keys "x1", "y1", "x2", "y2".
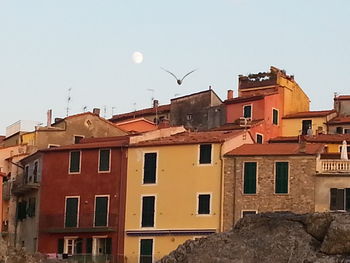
[{"x1": 68, "y1": 172, "x2": 81, "y2": 175}]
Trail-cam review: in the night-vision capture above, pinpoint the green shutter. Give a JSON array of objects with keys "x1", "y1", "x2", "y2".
[
  {"x1": 70, "y1": 151, "x2": 81, "y2": 173},
  {"x1": 65, "y1": 198, "x2": 78, "y2": 227},
  {"x1": 143, "y1": 153, "x2": 157, "y2": 184},
  {"x1": 86, "y1": 238, "x2": 92, "y2": 253},
  {"x1": 106, "y1": 238, "x2": 112, "y2": 254},
  {"x1": 76, "y1": 238, "x2": 83, "y2": 254},
  {"x1": 199, "y1": 144, "x2": 212, "y2": 164},
  {"x1": 244, "y1": 162, "x2": 256, "y2": 194},
  {"x1": 99, "y1": 149, "x2": 110, "y2": 172},
  {"x1": 198, "y1": 194, "x2": 210, "y2": 214},
  {"x1": 95, "y1": 197, "x2": 108, "y2": 226},
  {"x1": 140, "y1": 239, "x2": 153, "y2": 263},
  {"x1": 244, "y1": 105, "x2": 251, "y2": 118},
  {"x1": 141, "y1": 196, "x2": 155, "y2": 227},
  {"x1": 273, "y1": 109, "x2": 279, "y2": 125},
  {"x1": 275, "y1": 162, "x2": 288, "y2": 194},
  {"x1": 58, "y1": 239, "x2": 64, "y2": 254},
  {"x1": 330, "y1": 188, "x2": 337, "y2": 210}
]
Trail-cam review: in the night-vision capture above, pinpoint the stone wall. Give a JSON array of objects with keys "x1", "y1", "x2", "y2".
[{"x1": 223, "y1": 155, "x2": 317, "y2": 230}]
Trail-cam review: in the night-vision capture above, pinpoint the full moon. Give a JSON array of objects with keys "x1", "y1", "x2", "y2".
[{"x1": 132, "y1": 51, "x2": 144, "y2": 64}]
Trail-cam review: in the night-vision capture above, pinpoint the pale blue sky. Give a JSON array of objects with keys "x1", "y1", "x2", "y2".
[{"x1": 1, "y1": 0, "x2": 349, "y2": 134}]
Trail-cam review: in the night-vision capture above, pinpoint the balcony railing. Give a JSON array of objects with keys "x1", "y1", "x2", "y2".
[
  {"x1": 40, "y1": 213, "x2": 118, "y2": 233},
  {"x1": 12, "y1": 174, "x2": 40, "y2": 195},
  {"x1": 319, "y1": 160, "x2": 350, "y2": 174}
]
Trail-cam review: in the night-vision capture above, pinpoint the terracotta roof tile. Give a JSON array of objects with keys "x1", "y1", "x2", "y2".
[
  {"x1": 328, "y1": 116, "x2": 350, "y2": 125},
  {"x1": 130, "y1": 130, "x2": 246, "y2": 147},
  {"x1": 283, "y1": 110, "x2": 336, "y2": 119},
  {"x1": 224, "y1": 92, "x2": 278, "y2": 105},
  {"x1": 110, "y1": 104, "x2": 170, "y2": 122},
  {"x1": 226, "y1": 143, "x2": 324, "y2": 156},
  {"x1": 334, "y1": 95, "x2": 350, "y2": 100},
  {"x1": 270, "y1": 134, "x2": 350, "y2": 143},
  {"x1": 211, "y1": 119, "x2": 264, "y2": 131}
]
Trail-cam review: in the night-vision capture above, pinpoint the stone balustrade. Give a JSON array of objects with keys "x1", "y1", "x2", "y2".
[{"x1": 320, "y1": 160, "x2": 350, "y2": 173}]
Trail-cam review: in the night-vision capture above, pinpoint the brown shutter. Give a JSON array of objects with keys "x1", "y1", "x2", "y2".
[
  {"x1": 336, "y1": 189, "x2": 345, "y2": 210},
  {"x1": 330, "y1": 188, "x2": 337, "y2": 210}
]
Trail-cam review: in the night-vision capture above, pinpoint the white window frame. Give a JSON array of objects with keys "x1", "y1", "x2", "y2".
[
  {"x1": 63, "y1": 236, "x2": 78, "y2": 255},
  {"x1": 33, "y1": 160, "x2": 39, "y2": 183},
  {"x1": 64, "y1": 196, "x2": 80, "y2": 228},
  {"x1": 242, "y1": 161, "x2": 258, "y2": 195},
  {"x1": 142, "y1": 151, "x2": 158, "y2": 185},
  {"x1": 93, "y1": 195, "x2": 110, "y2": 227},
  {"x1": 73, "y1": 135, "x2": 85, "y2": 144},
  {"x1": 243, "y1": 104, "x2": 253, "y2": 119},
  {"x1": 241, "y1": 210, "x2": 258, "y2": 218},
  {"x1": 256, "y1": 133, "x2": 264, "y2": 144},
  {"x1": 198, "y1": 144, "x2": 213, "y2": 166},
  {"x1": 68, "y1": 151, "x2": 82, "y2": 174},
  {"x1": 196, "y1": 192, "x2": 212, "y2": 216},
  {"x1": 272, "y1": 108, "x2": 279, "y2": 125},
  {"x1": 92, "y1": 235, "x2": 109, "y2": 256},
  {"x1": 140, "y1": 194, "x2": 157, "y2": 228},
  {"x1": 274, "y1": 161, "x2": 290, "y2": 195},
  {"x1": 139, "y1": 237, "x2": 154, "y2": 263},
  {"x1": 98, "y1": 149, "x2": 111, "y2": 173}
]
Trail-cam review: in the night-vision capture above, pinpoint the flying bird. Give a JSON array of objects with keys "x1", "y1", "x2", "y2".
[{"x1": 161, "y1": 67, "x2": 197, "y2": 85}]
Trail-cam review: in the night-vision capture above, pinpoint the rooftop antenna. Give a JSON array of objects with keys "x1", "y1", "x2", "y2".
[
  {"x1": 82, "y1": 106, "x2": 88, "y2": 112},
  {"x1": 103, "y1": 105, "x2": 107, "y2": 118},
  {"x1": 66, "y1": 88, "x2": 72, "y2": 117},
  {"x1": 147, "y1": 88, "x2": 155, "y2": 107},
  {"x1": 112, "y1": 107, "x2": 116, "y2": 116},
  {"x1": 133, "y1": 102, "x2": 137, "y2": 119}
]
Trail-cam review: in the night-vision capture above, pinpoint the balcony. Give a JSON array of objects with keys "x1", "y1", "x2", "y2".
[
  {"x1": 40, "y1": 213, "x2": 118, "y2": 233},
  {"x1": 318, "y1": 160, "x2": 350, "y2": 174},
  {"x1": 12, "y1": 174, "x2": 40, "y2": 196}
]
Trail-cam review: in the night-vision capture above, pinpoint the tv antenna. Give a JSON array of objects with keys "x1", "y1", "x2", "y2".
[
  {"x1": 112, "y1": 107, "x2": 116, "y2": 116},
  {"x1": 147, "y1": 88, "x2": 155, "y2": 107},
  {"x1": 82, "y1": 106, "x2": 88, "y2": 112},
  {"x1": 66, "y1": 88, "x2": 72, "y2": 117}
]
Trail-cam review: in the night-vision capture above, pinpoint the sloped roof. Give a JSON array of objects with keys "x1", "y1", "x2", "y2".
[
  {"x1": 283, "y1": 110, "x2": 336, "y2": 119},
  {"x1": 269, "y1": 134, "x2": 350, "y2": 143},
  {"x1": 328, "y1": 116, "x2": 350, "y2": 125},
  {"x1": 110, "y1": 104, "x2": 170, "y2": 122},
  {"x1": 226, "y1": 143, "x2": 324, "y2": 156},
  {"x1": 334, "y1": 95, "x2": 350, "y2": 100},
  {"x1": 224, "y1": 92, "x2": 278, "y2": 105},
  {"x1": 211, "y1": 119, "x2": 264, "y2": 131},
  {"x1": 130, "y1": 130, "x2": 246, "y2": 147},
  {"x1": 170, "y1": 89, "x2": 222, "y2": 103}
]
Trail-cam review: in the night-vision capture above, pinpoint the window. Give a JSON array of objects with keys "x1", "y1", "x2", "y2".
[
  {"x1": 61, "y1": 237, "x2": 82, "y2": 255},
  {"x1": 330, "y1": 188, "x2": 350, "y2": 211},
  {"x1": 91, "y1": 237, "x2": 112, "y2": 255},
  {"x1": 345, "y1": 129, "x2": 350, "y2": 134},
  {"x1": 186, "y1": 114, "x2": 192, "y2": 121},
  {"x1": 302, "y1": 120, "x2": 312, "y2": 135},
  {"x1": 243, "y1": 162, "x2": 257, "y2": 194},
  {"x1": 256, "y1": 134, "x2": 263, "y2": 144},
  {"x1": 275, "y1": 162, "x2": 289, "y2": 194},
  {"x1": 199, "y1": 144, "x2": 212, "y2": 164},
  {"x1": 141, "y1": 196, "x2": 155, "y2": 227},
  {"x1": 243, "y1": 105, "x2": 252, "y2": 119},
  {"x1": 198, "y1": 194, "x2": 211, "y2": 215},
  {"x1": 99, "y1": 149, "x2": 111, "y2": 172},
  {"x1": 69, "y1": 151, "x2": 81, "y2": 173},
  {"x1": 27, "y1": 198, "x2": 36, "y2": 217},
  {"x1": 143, "y1": 153, "x2": 157, "y2": 184},
  {"x1": 272, "y1": 109, "x2": 279, "y2": 125},
  {"x1": 65, "y1": 197, "x2": 79, "y2": 227},
  {"x1": 33, "y1": 161, "x2": 38, "y2": 183},
  {"x1": 336, "y1": 127, "x2": 343, "y2": 134},
  {"x1": 74, "y1": 136, "x2": 84, "y2": 144},
  {"x1": 94, "y1": 196, "x2": 109, "y2": 227},
  {"x1": 242, "y1": 210, "x2": 257, "y2": 218},
  {"x1": 17, "y1": 201, "x2": 27, "y2": 221},
  {"x1": 140, "y1": 239, "x2": 153, "y2": 263}
]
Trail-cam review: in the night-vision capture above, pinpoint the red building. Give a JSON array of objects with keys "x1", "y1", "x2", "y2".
[{"x1": 38, "y1": 136, "x2": 129, "y2": 262}]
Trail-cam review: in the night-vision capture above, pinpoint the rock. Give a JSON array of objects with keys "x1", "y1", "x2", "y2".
[
  {"x1": 158, "y1": 212, "x2": 348, "y2": 263},
  {"x1": 321, "y1": 213, "x2": 350, "y2": 255}
]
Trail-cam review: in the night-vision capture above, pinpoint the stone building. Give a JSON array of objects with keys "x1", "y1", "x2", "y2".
[{"x1": 223, "y1": 143, "x2": 324, "y2": 231}]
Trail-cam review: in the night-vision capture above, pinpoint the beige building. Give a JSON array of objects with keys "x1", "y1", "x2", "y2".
[{"x1": 223, "y1": 143, "x2": 324, "y2": 230}]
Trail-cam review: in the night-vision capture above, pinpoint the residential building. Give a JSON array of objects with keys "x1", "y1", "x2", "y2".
[
  {"x1": 124, "y1": 130, "x2": 253, "y2": 262},
  {"x1": 114, "y1": 118, "x2": 158, "y2": 133},
  {"x1": 334, "y1": 95, "x2": 350, "y2": 116},
  {"x1": 282, "y1": 110, "x2": 337, "y2": 136},
  {"x1": 38, "y1": 137, "x2": 129, "y2": 262},
  {"x1": 169, "y1": 89, "x2": 225, "y2": 131},
  {"x1": 327, "y1": 116, "x2": 350, "y2": 134},
  {"x1": 223, "y1": 143, "x2": 324, "y2": 229}
]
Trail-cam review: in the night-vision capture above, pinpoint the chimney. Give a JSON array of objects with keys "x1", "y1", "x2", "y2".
[
  {"x1": 47, "y1": 109, "x2": 52, "y2": 127},
  {"x1": 153, "y1": 100, "x2": 159, "y2": 108},
  {"x1": 54, "y1": 117, "x2": 63, "y2": 123},
  {"x1": 93, "y1": 108, "x2": 100, "y2": 116},
  {"x1": 227, "y1": 90, "x2": 234, "y2": 100}
]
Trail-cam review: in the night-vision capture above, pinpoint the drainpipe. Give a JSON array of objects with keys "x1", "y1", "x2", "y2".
[{"x1": 219, "y1": 143, "x2": 224, "y2": 232}]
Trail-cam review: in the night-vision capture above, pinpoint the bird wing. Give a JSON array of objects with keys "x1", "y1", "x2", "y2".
[
  {"x1": 181, "y1": 69, "x2": 198, "y2": 82},
  {"x1": 161, "y1": 67, "x2": 179, "y2": 80}
]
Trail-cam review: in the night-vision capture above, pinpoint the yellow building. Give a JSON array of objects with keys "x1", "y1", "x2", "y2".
[
  {"x1": 282, "y1": 110, "x2": 337, "y2": 136},
  {"x1": 124, "y1": 130, "x2": 253, "y2": 262}
]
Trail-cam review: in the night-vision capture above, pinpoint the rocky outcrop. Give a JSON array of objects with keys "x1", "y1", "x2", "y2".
[
  {"x1": 0, "y1": 239, "x2": 62, "y2": 263},
  {"x1": 159, "y1": 212, "x2": 350, "y2": 263}
]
